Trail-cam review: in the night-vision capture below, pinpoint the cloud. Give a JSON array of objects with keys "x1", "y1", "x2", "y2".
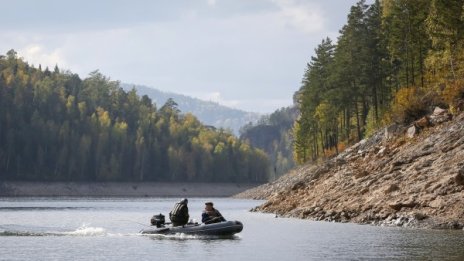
[
  {"x1": 0, "y1": 0, "x2": 337, "y2": 113},
  {"x1": 272, "y1": 0, "x2": 326, "y2": 34},
  {"x1": 18, "y1": 45, "x2": 66, "y2": 69}
]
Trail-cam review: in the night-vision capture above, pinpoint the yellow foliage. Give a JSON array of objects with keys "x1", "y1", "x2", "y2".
[
  {"x1": 389, "y1": 87, "x2": 437, "y2": 124},
  {"x1": 66, "y1": 95, "x2": 75, "y2": 112},
  {"x1": 113, "y1": 121, "x2": 128, "y2": 138},
  {"x1": 96, "y1": 107, "x2": 111, "y2": 128},
  {"x1": 441, "y1": 80, "x2": 464, "y2": 113},
  {"x1": 213, "y1": 142, "x2": 225, "y2": 155}
]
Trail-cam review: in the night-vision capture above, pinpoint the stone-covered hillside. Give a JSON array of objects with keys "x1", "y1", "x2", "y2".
[{"x1": 236, "y1": 108, "x2": 464, "y2": 229}]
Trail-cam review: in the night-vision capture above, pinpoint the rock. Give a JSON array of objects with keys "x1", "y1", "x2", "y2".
[
  {"x1": 354, "y1": 170, "x2": 369, "y2": 179},
  {"x1": 394, "y1": 216, "x2": 408, "y2": 226},
  {"x1": 291, "y1": 181, "x2": 305, "y2": 191},
  {"x1": 429, "y1": 197, "x2": 445, "y2": 208},
  {"x1": 391, "y1": 157, "x2": 410, "y2": 167},
  {"x1": 335, "y1": 157, "x2": 347, "y2": 167},
  {"x1": 415, "y1": 116, "x2": 430, "y2": 128},
  {"x1": 325, "y1": 210, "x2": 335, "y2": 218},
  {"x1": 384, "y1": 184, "x2": 400, "y2": 194},
  {"x1": 377, "y1": 146, "x2": 387, "y2": 156},
  {"x1": 433, "y1": 107, "x2": 447, "y2": 115},
  {"x1": 456, "y1": 100, "x2": 464, "y2": 112},
  {"x1": 429, "y1": 107, "x2": 452, "y2": 125},
  {"x1": 407, "y1": 125, "x2": 419, "y2": 138},
  {"x1": 433, "y1": 221, "x2": 464, "y2": 229},
  {"x1": 446, "y1": 221, "x2": 464, "y2": 229},
  {"x1": 384, "y1": 124, "x2": 402, "y2": 141},
  {"x1": 415, "y1": 158, "x2": 434, "y2": 171},
  {"x1": 388, "y1": 202, "x2": 402, "y2": 211},
  {"x1": 388, "y1": 201, "x2": 417, "y2": 211},
  {"x1": 453, "y1": 168, "x2": 464, "y2": 185},
  {"x1": 359, "y1": 188, "x2": 369, "y2": 194},
  {"x1": 412, "y1": 212, "x2": 428, "y2": 221}
]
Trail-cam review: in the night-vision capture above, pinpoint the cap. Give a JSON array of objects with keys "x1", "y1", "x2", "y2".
[
  {"x1": 180, "y1": 198, "x2": 188, "y2": 204},
  {"x1": 205, "y1": 202, "x2": 213, "y2": 206}
]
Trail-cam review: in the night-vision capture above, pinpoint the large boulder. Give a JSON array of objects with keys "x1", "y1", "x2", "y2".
[
  {"x1": 429, "y1": 107, "x2": 452, "y2": 125},
  {"x1": 407, "y1": 125, "x2": 419, "y2": 138},
  {"x1": 384, "y1": 124, "x2": 402, "y2": 141},
  {"x1": 384, "y1": 184, "x2": 400, "y2": 194},
  {"x1": 415, "y1": 116, "x2": 430, "y2": 128},
  {"x1": 454, "y1": 168, "x2": 464, "y2": 185}
]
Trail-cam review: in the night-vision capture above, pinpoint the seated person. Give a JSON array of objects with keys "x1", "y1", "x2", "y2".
[
  {"x1": 169, "y1": 198, "x2": 189, "y2": 226},
  {"x1": 202, "y1": 201, "x2": 226, "y2": 224}
]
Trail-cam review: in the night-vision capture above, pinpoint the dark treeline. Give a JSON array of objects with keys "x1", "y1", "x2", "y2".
[
  {"x1": 294, "y1": 0, "x2": 464, "y2": 163},
  {"x1": 0, "y1": 50, "x2": 269, "y2": 182}
]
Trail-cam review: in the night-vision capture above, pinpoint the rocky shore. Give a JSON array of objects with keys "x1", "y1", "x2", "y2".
[
  {"x1": 0, "y1": 182, "x2": 259, "y2": 197},
  {"x1": 236, "y1": 109, "x2": 464, "y2": 229}
]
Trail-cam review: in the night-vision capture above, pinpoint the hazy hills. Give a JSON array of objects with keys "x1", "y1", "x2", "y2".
[{"x1": 121, "y1": 83, "x2": 261, "y2": 135}]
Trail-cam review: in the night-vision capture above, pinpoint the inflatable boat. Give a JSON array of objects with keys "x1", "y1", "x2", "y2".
[{"x1": 140, "y1": 220, "x2": 243, "y2": 236}]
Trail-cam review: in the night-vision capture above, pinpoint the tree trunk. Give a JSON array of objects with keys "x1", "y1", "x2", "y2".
[
  {"x1": 419, "y1": 36, "x2": 424, "y2": 88},
  {"x1": 355, "y1": 98, "x2": 362, "y2": 141}
]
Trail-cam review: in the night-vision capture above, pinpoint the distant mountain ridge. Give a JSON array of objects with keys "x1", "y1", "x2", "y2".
[{"x1": 122, "y1": 83, "x2": 261, "y2": 135}]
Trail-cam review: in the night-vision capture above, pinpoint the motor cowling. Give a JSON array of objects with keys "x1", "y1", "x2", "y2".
[{"x1": 151, "y1": 213, "x2": 165, "y2": 227}]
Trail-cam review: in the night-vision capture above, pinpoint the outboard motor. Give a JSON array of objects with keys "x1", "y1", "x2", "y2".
[{"x1": 150, "y1": 213, "x2": 165, "y2": 227}]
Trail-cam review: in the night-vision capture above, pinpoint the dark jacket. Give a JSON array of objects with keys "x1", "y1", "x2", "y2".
[
  {"x1": 169, "y1": 202, "x2": 189, "y2": 226},
  {"x1": 202, "y1": 208, "x2": 226, "y2": 224}
]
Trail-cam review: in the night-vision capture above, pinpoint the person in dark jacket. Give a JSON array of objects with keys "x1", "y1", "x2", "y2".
[
  {"x1": 202, "y1": 201, "x2": 226, "y2": 224},
  {"x1": 169, "y1": 198, "x2": 189, "y2": 226}
]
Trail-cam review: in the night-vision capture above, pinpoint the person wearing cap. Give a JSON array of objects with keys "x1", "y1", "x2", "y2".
[
  {"x1": 169, "y1": 198, "x2": 189, "y2": 227},
  {"x1": 202, "y1": 202, "x2": 226, "y2": 224}
]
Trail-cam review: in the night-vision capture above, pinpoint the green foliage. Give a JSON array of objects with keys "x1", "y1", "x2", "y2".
[
  {"x1": 382, "y1": 0, "x2": 431, "y2": 88},
  {"x1": 293, "y1": 0, "x2": 464, "y2": 165},
  {"x1": 425, "y1": 0, "x2": 464, "y2": 113},
  {"x1": 0, "y1": 51, "x2": 269, "y2": 182},
  {"x1": 365, "y1": 106, "x2": 384, "y2": 137}
]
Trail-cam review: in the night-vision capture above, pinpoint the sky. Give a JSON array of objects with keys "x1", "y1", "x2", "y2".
[{"x1": 0, "y1": 0, "x2": 369, "y2": 114}]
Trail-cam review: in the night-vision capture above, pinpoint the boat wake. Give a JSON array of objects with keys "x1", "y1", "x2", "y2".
[
  {"x1": 0, "y1": 224, "x2": 108, "y2": 237},
  {"x1": 63, "y1": 225, "x2": 107, "y2": 236}
]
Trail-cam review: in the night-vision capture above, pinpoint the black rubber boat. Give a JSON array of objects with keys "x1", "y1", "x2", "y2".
[{"x1": 140, "y1": 220, "x2": 243, "y2": 236}]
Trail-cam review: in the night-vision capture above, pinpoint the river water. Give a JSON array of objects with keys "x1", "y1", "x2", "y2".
[{"x1": 0, "y1": 197, "x2": 463, "y2": 260}]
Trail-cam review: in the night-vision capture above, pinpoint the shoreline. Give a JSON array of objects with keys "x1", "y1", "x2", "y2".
[
  {"x1": 0, "y1": 181, "x2": 261, "y2": 197},
  {"x1": 236, "y1": 111, "x2": 464, "y2": 230}
]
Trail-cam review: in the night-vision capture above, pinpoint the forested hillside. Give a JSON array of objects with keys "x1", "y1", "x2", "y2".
[
  {"x1": 294, "y1": 0, "x2": 464, "y2": 163},
  {"x1": 121, "y1": 84, "x2": 261, "y2": 135},
  {"x1": 0, "y1": 50, "x2": 269, "y2": 182},
  {"x1": 240, "y1": 106, "x2": 298, "y2": 180}
]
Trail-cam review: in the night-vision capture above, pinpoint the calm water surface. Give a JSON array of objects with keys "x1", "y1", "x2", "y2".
[{"x1": 0, "y1": 197, "x2": 463, "y2": 260}]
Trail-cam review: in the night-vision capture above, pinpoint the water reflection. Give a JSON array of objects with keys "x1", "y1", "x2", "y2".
[
  {"x1": 146, "y1": 233, "x2": 241, "y2": 241},
  {"x1": 1, "y1": 197, "x2": 463, "y2": 260}
]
